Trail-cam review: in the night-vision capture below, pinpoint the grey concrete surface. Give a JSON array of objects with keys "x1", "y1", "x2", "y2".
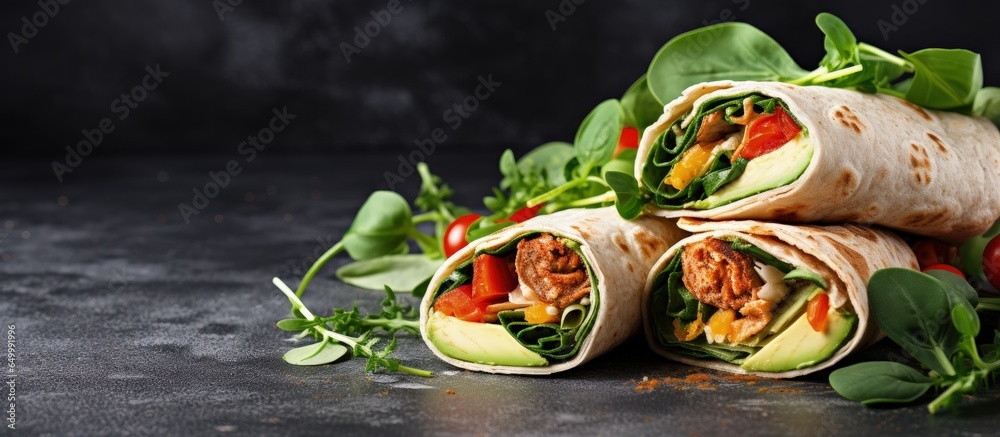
[{"x1": 2, "y1": 153, "x2": 998, "y2": 436}]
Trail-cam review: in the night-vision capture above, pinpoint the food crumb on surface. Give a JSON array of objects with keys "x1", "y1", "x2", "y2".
[
  {"x1": 757, "y1": 387, "x2": 805, "y2": 394},
  {"x1": 379, "y1": 390, "x2": 390, "y2": 396},
  {"x1": 634, "y1": 373, "x2": 716, "y2": 392},
  {"x1": 446, "y1": 389, "x2": 456, "y2": 395}
]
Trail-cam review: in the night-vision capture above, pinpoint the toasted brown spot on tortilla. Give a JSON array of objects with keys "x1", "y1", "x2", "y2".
[
  {"x1": 908, "y1": 144, "x2": 933, "y2": 185},
  {"x1": 631, "y1": 229, "x2": 663, "y2": 259},
  {"x1": 831, "y1": 106, "x2": 864, "y2": 134},
  {"x1": 848, "y1": 225, "x2": 881, "y2": 243},
  {"x1": 613, "y1": 234, "x2": 631, "y2": 254},
  {"x1": 866, "y1": 204, "x2": 880, "y2": 218},
  {"x1": 835, "y1": 168, "x2": 858, "y2": 198},
  {"x1": 769, "y1": 207, "x2": 801, "y2": 221},
  {"x1": 901, "y1": 209, "x2": 949, "y2": 227},
  {"x1": 570, "y1": 225, "x2": 592, "y2": 239},
  {"x1": 627, "y1": 263, "x2": 635, "y2": 273},
  {"x1": 826, "y1": 238, "x2": 868, "y2": 277},
  {"x1": 926, "y1": 133, "x2": 948, "y2": 154},
  {"x1": 901, "y1": 100, "x2": 933, "y2": 121}
]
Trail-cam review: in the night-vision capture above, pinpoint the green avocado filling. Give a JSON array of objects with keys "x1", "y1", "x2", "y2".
[
  {"x1": 430, "y1": 233, "x2": 599, "y2": 363},
  {"x1": 649, "y1": 239, "x2": 855, "y2": 371},
  {"x1": 640, "y1": 93, "x2": 810, "y2": 210}
]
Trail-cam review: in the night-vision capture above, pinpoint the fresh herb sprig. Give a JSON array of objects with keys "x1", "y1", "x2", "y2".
[
  {"x1": 829, "y1": 268, "x2": 999, "y2": 413},
  {"x1": 273, "y1": 278, "x2": 432, "y2": 377}
]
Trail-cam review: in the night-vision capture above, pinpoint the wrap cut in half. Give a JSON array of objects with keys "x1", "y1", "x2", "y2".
[
  {"x1": 642, "y1": 218, "x2": 918, "y2": 378},
  {"x1": 634, "y1": 80, "x2": 1000, "y2": 243},
  {"x1": 419, "y1": 207, "x2": 687, "y2": 374}
]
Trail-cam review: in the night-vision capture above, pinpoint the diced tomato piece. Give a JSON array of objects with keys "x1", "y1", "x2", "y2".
[
  {"x1": 472, "y1": 254, "x2": 518, "y2": 307},
  {"x1": 736, "y1": 106, "x2": 801, "y2": 161},
  {"x1": 922, "y1": 263, "x2": 966, "y2": 279},
  {"x1": 806, "y1": 293, "x2": 830, "y2": 332},
  {"x1": 613, "y1": 126, "x2": 640, "y2": 157},
  {"x1": 912, "y1": 240, "x2": 957, "y2": 270},
  {"x1": 433, "y1": 285, "x2": 485, "y2": 322},
  {"x1": 509, "y1": 203, "x2": 544, "y2": 223}
]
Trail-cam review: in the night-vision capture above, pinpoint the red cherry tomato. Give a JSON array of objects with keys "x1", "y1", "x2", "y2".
[
  {"x1": 471, "y1": 254, "x2": 518, "y2": 307},
  {"x1": 509, "y1": 203, "x2": 543, "y2": 223},
  {"x1": 736, "y1": 106, "x2": 802, "y2": 161},
  {"x1": 613, "y1": 126, "x2": 640, "y2": 157},
  {"x1": 806, "y1": 293, "x2": 830, "y2": 332},
  {"x1": 912, "y1": 240, "x2": 957, "y2": 270},
  {"x1": 443, "y1": 214, "x2": 481, "y2": 258},
  {"x1": 433, "y1": 285, "x2": 485, "y2": 323},
  {"x1": 922, "y1": 264, "x2": 966, "y2": 279},
  {"x1": 983, "y1": 235, "x2": 1000, "y2": 290}
]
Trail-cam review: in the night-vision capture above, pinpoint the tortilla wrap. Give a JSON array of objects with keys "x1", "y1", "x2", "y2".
[
  {"x1": 419, "y1": 207, "x2": 687, "y2": 375},
  {"x1": 635, "y1": 80, "x2": 1000, "y2": 243},
  {"x1": 642, "y1": 218, "x2": 918, "y2": 378}
]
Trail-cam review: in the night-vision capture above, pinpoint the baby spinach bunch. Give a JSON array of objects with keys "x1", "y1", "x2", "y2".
[
  {"x1": 273, "y1": 278, "x2": 432, "y2": 377},
  {"x1": 646, "y1": 13, "x2": 1000, "y2": 126},
  {"x1": 829, "y1": 268, "x2": 1000, "y2": 413}
]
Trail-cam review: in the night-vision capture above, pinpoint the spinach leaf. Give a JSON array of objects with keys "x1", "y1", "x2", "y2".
[
  {"x1": 605, "y1": 171, "x2": 646, "y2": 219},
  {"x1": 900, "y1": 48, "x2": 982, "y2": 112},
  {"x1": 646, "y1": 22, "x2": 808, "y2": 105},
  {"x1": 924, "y1": 269, "x2": 979, "y2": 307},
  {"x1": 620, "y1": 75, "x2": 663, "y2": 131},
  {"x1": 335, "y1": 254, "x2": 443, "y2": 294},
  {"x1": 730, "y1": 239, "x2": 794, "y2": 272},
  {"x1": 702, "y1": 157, "x2": 747, "y2": 195},
  {"x1": 867, "y1": 268, "x2": 962, "y2": 376},
  {"x1": 517, "y1": 142, "x2": 575, "y2": 188},
  {"x1": 282, "y1": 341, "x2": 350, "y2": 366},
  {"x1": 829, "y1": 361, "x2": 935, "y2": 405},
  {"x1": 575, "y1": 99, "x2": 624, "y2": 169},
  {"x1": 342, "y1": 191, "x2": 413, "y2": 260},
  {"x1": 783, "y1": 267, "x2": 829, "y2": 290},
  {"x1": 973, "y1": 87, "x2": 1000, "y2": 128},
  {"x1": 816, "y1": 12, "x2": 858, "y2": 72}
]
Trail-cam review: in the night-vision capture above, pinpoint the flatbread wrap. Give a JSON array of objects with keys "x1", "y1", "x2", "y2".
[
  {"x1": 635, "y1": 80, "x2": 1000, "y2": 242},
  {"x1": 419, "y1": 207, "x2": 687, "y2": 374},
  {"x1": 642, "y1": 218, "x2": 918, "y2": 378}
]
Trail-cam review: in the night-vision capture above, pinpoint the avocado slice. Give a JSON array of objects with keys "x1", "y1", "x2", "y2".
[
  {"x1": 740, "y1": 306, "x2": 855, "y2": 372},
  {"x1": 427, "y1": 311, "x2": 549, "y2": 367},
  {"x1": 692, "y1": 135, "x2": 813, "y2": 209}
]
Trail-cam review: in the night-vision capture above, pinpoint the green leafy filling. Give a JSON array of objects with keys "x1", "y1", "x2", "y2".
[
  {"x1": 640, "y1": 94, "x2": 800, "y2": 209},
  {"x1": 431, "y1": 233, "x2": 599, "y2": 362}
]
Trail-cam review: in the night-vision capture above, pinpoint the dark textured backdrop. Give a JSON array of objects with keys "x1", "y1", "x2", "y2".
[{"x1": 3, "y1": 0, "x2": 999, "y2": 158}]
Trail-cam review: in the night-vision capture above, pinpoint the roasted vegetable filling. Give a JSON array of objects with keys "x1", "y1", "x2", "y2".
[
  {"x1": 649, "y1": 238, "x2": 855, "y2": 371},
  {"x1": 429, "y1": 233, "x2": 599, "y2": 363},
  {"x1": 641, "y1": 94, "x2": 811, "y2": 210}
]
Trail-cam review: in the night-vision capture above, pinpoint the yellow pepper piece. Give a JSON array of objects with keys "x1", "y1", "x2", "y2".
[
  {"x1": 664, "y1": 143, "x2": 715, "y2": 190},
  {"x1": 672, "y1": 316, "x2": 705, "y2": 341},
  {"x1": 524, "y1": 302, "x2": 560, "y2": 324},
  {"x1": 706, "y1": 309, "x2": 737, "y2": 343}
]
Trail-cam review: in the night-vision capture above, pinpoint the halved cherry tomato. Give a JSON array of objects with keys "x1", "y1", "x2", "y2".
[
  {"x1": 472, "y1": 254, "x2": 518, "y2": 307},
  {"x1": 983, "y1": 235, "x2": 1000, "y2": 289},
  {"x1": 509, "y1": 203, "x2": 544, "y2": 223},
  {"x1": 736, "y1": 106, "x2": 801, "y2": 161},
  {"x1": 912, "y1": 240, "x2": 957, "y2": 270},
  {"x1": 613, "y1": 126, "x2": 640, "y2": 158},
  {"x1": 922, "y1": 263, "x2": 966, "y2": 279},
  {"x1": 433, "y1": 285, "x2": 485, "y2": 322},
  {"x1": 806, "y1": 293, "x2": 830, "y2": 332},
  {"x1": 443, "y1": 214, "x2": 481, "y2": 258}
]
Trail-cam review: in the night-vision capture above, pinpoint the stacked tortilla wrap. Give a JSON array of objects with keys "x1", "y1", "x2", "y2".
[
  {"x1": 642, "y1": 218, "x2": 918, "y2": 378},
  {"x1": 419, "y1": 207, "x2": 688, "y2": 374},
  {"x1": 635, "y1": 80, "x2": 1000, "y2": 243}
]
